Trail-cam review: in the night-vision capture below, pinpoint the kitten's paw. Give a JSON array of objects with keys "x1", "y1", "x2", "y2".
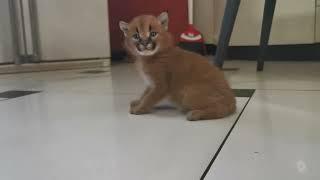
[
  {"x1": 130, "y1": 100, "x2": 140, "y2": 108},
  {"x1": 186, "y1": 110, "x2": 203, "y2": 121},
  {"x1": 130, "y1": 106, "x2": 150, "y2": 115}
]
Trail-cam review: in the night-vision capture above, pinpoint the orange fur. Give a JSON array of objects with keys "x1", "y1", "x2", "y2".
[{"x1": 120, "y1": 12, "x2": 236, "y2": 120}]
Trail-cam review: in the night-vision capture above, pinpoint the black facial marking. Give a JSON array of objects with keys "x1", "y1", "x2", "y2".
[
  {"x1": 133, "y1": 33, "x2": 139, "y2": 40},
  {"x1": 133, "y1": 25, "x2": 157, "y2": 52},
  {"x1": 139, "y1": 38, "x2": 150, "y2": 46},
  {"x1": 150, "y1": 32, "x2": 158, "y2": 37}
]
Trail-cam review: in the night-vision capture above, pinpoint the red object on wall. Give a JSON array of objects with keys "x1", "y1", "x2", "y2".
[{"x1": 108, "y1": 0, "x2": 188, "y2": 54}]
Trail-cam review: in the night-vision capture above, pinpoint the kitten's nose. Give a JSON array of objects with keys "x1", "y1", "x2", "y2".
[
  {"x1": 140, "y1": 39, "x2": 150, "y2": 46},
  {"x1": 146, "y1": 43, "x2": 153, "y2": 50},
  {"x1": 138, "y1": 44, "x2": 145, "y2": 51}
]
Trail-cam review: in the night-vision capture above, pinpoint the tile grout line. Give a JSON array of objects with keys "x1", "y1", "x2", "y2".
[
  {"x1": 200, "y1": 90, "x2": 255, "y2": 180},
  {"x1": 232, "y1": 88, "x2": 320, "y2": 92}
]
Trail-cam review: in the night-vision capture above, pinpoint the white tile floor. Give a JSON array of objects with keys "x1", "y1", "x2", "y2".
[
  {"x1": 205, "y1": 90, "x2": 320, "y2": 180},
  {"x1": 0, "y1": 60, "x2": 320, "y2": 180}
]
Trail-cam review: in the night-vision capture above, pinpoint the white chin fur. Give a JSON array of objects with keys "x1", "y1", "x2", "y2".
[{"x1": 136, "y1": 46, "x2": 159, "y2": 56}]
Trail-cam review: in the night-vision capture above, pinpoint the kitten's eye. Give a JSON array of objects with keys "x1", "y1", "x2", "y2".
[
  {"x1": 150, "y1": 32, "x2": 158, "y2": 37},
  {"x1": 132, "y1": 33, "x2": 139, "y2": 40}
]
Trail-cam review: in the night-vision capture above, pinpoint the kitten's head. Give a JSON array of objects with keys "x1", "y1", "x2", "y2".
[{"x1": 119, "y1": 12, "x2": 174, "y2": 57}]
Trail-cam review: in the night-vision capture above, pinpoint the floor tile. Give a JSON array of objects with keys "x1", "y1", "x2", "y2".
[
  {"x1": 204, "y1": 90, "x2": 320, "y2": 180},
  {"x1": 0, "y1": 61, "x2": 320, "y2": 180},
  {"x1": 0, "y1": 91, "x2": 248, "y2": 180},
  {"x1": 223, "y1": 61, "x2": 320, "y2": 91}
]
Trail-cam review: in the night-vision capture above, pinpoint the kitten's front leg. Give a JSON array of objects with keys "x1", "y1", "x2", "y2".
[
  {"x1": 130, "y1": 87, "x2": 151, "y2": 109},
  {"x1": 130, "y1": 85, "x2": 167, "y2": 115}
]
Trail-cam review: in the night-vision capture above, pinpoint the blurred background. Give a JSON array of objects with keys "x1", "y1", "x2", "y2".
[{"x1": 1, "y1": 0, "x2": 319, "y2": 68}]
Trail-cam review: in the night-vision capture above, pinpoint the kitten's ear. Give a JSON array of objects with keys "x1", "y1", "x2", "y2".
[
  {"x1": 119, "y1": 21, "x2": 129, "y2": 36},
  {"x1": 157, "y1": 12, "x2": 169, "y2": 31}
]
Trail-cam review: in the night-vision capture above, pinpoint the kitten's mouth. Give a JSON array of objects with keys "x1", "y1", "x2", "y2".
[{"x1": 136, "y1": 43, "x2": 158, "y2": 56}]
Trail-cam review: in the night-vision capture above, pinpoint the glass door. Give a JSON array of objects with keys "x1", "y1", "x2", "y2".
[
  {"x1": 0, "y1": 0, "x2": 16, "y2": 64},
  {"x1": 1, "y1": 0, "x2": 110, "y2": 64},
  {"x1": 0, "y1": 0, "x2": 40, "y2": 64}
]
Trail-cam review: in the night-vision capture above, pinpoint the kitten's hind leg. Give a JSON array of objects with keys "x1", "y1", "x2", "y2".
[
  {"x1": 187, "y1": 103, "x2": 236, "y2": 121},
  {"x1": 182, "y1": 87, "x2": 236, "y2": 120}
]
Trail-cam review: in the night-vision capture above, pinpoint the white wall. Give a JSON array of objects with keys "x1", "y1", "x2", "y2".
[
  {"x1": 212, "y1": 0, "x2": 227, "y2": 44},
  {"x1": 229, "y1": 0, "x2": 315, "y2": 45},
  {"x1": 0, "y1": 0, "x2": 14, "y2": 63},
  {"x1": 195, "y1": 0, "x2": 316, "y2": 45},
  {"x1": 194, "y1": 0, "x2": 215, "y2": 43},
  {"x1": 36, "y1": 0, "x2": 111, "y2": 61}
]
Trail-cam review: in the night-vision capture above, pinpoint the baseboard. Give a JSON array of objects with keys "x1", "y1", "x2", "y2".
[
  {"x1": 111, "y1": 46, "x2": 216, "y2": 61},
  {"x1": 205, "y1": 44, "x2": 217, "y2": 55},
  {"x1": 0, "y1": 59, "x2": 110, "y2": 74},
  {"x1": 206, "y1": 43, "x2": 320, "y2": 61},
  {"x1": 111, "y1": 43, "x2": 320, "y2": 61}
]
